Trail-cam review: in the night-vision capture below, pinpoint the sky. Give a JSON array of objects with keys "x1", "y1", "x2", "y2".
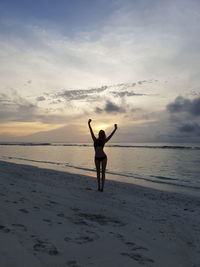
[{"x1": 0, "y1": 0, "x2": 200, "y2": 143}]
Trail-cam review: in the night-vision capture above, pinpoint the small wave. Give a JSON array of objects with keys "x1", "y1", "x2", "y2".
[
  {"x1": 63, "y1": 144, "x2": 92, "y2": 147},
  {"x1": 150, "y1": 175, "x2": 178, "y2": 181},
  {"x1": 108, "y1": 144, "x2": 200, "y2": 150},
  {"x1": 4, "y1": 156, "x2": 61, "y2": 166},
  {"x1": 0, "y1": 142, "x2": 51, "y2": 146}
]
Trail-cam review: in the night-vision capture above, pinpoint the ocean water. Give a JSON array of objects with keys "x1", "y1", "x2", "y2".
[{"x1": 0, "y1": 142, "x2": 200, "y2": 195}]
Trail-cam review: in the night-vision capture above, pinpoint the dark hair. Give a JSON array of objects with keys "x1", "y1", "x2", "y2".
[{"x1": 98, "y1": 130, "x2": 106, "y2": 141}]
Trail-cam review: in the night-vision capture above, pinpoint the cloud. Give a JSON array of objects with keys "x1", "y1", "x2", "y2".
[
  {"x1": 111, "y1": 91, "x2": 145, "y2": 97},
  {"x1": 95, "y1": 100, "x2": 125, "y2": 114},
  {"x1": 138, "y1": 80, "x2": 147, "y2": 85},
  {"x1": 105, "y1": 101, "x2": 125, "y2": 113},
  {"x1": 47, "y1": 82, "x2": 148, "y2": 107},
  {"x1": 2, "y1": 0, "x2": 199, "y2": 98},
  {"x1": 1, "y1": 0, "x2": 200, "y2": 143},
  {"x1": 167, "y1": 96, "x2": 200, "y2": 116},
  {"x1": 0, "y1": 91, "x2": 38, "y2": 122},
  {"x1": 114, "y1": 82, "x2": 136, "y2": 87},
  {"x1": 1, "y1": 0, "x2": 200, "y2": 102},
  {"x1": 165, "y1": 96, "x2": 200, "y2": 139},
  {"x1": 95, "y1": 107, "x2": 103, "y2": 114},
  {"x1": 54, "y1": 86, "x2": 108, "y2": 100},
  {"x1": 179, "y1": 123, "x2": 200, "y2": 133},
  {"x1": 0, "y1": 90, "x2": 73, "y2": 124},
  {"x1": 36, "y1": 96, "x2": 46, "y2": 101}
]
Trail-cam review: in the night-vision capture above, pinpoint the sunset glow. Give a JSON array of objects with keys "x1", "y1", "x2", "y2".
[
  {"x1": 0, "y1": 0, "x2": 200, "y2": 142},
  {"x1": 95, "y1": 124, "x2": 110, "y2": 132},
  {"x1": 0, "y1": 122, "x2": 65, "y2": 136}
]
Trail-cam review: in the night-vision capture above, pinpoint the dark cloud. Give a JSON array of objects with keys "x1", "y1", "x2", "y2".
[
  {"x1": 95, "y1": 100, "x2": 125, "y2": 114},
  {"x1": 190, "y1": 98, "x2": 200, "y2": 116},
  {"x1": 0, "y1": 92, "x2": 38, "y2": 122},
  {"x1": 36, "y1": 96, "x2": 46, "y2": 101},
  {"x1": 166, "y1": 96, "x2": 200, "y2": 140},
  {"x1": 0, "y1": 91, "x2": 68, "y2": 124},
  {"x1": 0, "y1": 94, "x2": 12, "y2": 104},
  {"x1": 105, "y1": 101, "x2": 124, "y2": 113},
  {"x1": 111, "y1": 91, "x2": 145, "y2": 97},
  {"x1": 138, "y1": 80, "x2": 147, "y2": 85},
  {"x1": 95, "y1": 107, "x2": 103, "y2": 113},
  {"x1": 59, "y1": 90, "x2": 88, "y2": 100},
  {"x1": 50, "y1": 99, "x2": 62, "y2": 105},
  {"x1": 115, "y1": 82, "x2": 136, "y2": 87},
  {"x1": 55, "y1": 86, "x2": 108, "y2": 101},
  {"x1": 190, "y1": 89, "x2": 200, "y2": 96},
  {"x1": 46, "y1": 81, "x2": 152, "y2": 105},
  {"x1": 178, "y1": 123, "x2": 200, "y2": 134},
  {"x1": 167, "y1": 96, "x2": 200, "y2": 116},
  {"x1": 48, "y1": 82, "x2": 141, "y2": 103}
]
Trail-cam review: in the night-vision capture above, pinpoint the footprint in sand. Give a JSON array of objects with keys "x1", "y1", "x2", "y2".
[
  {"x1": 31, "y1": 190, "x2": 37, "y2": 193},
  {"x1": 77, "y1": 212, "x2": 125, "y2": 226},
  {"x1": 43, "y1": 219, "x2": 52, "y2": 223},
  {"x1": 49, "y1": 200, "x2": 59, "y2": 205},
  {"x1": 33, "y1": 239, "x2": 59, "y2": 256},
  {"x1": 121, "y1": 252, "x2": 154, "y2": 265},
  {"x1": 110, "y1": 234, "x2": 151, "y2": 264},
  {"x1": 33, "y1": 206, "x2": 40, "y2": 210},
  {"x1": 85, "y1": 187, "x2": 92, "y2": 191},
  {"x1": 57, "y1": 213, "x2": 65, "y2": 218},
  {"x1": 12, "y1": 224, "x2": 27, "y2": 232},
  {"x1": 109, "y1": 232, "x2": 124, "y2": 241},
  {"x1": 19, "y1": 208, "x2": 29, "y2": 214},
  {"x1": 64, "y1": 235, "x2": 94, "y2": 245},
  {"x1": 66, "y1": 260, "x2": 82, "y2": 267},
  {"x1": 0, "y1": 225, "x2": 11, "y2": 233},
  {"x1": 64, "y1": 230, "x2": 99, "y2": 245},
  {"x1": 42, "y1": 219, "x2": 52, "y2": 226},
  {"x1": 125, "y1": 241, "x2": 149, "y2": 251},
  {"x1": 71, "y1": 207, "x2": 80, "y2": 212}
]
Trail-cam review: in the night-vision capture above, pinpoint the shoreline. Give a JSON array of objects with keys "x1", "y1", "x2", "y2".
[
  {"x1": 0, "y1": 160, "x2": 200, "y2": 266},
  {"x1": 2, "y1": 157, "x2": 200, "y2": 197}
]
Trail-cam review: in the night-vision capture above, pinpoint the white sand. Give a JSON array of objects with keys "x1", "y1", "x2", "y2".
[{"x1": 0, "y1": 160, "x2": 200, "y2": 267}]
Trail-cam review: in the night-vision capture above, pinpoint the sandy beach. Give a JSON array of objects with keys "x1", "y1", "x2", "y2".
[{"x1": 0, "y1": 160, "x2": 199, "y2": 267}]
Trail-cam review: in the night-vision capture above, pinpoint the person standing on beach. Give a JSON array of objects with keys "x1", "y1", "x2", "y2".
[{"x1": 88, "y1": 119, "x2": 117, "y2": 192}]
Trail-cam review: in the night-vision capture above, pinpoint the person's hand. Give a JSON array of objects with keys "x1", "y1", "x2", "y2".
[
  {"x1": 114, "y1": 124, "x2": 117, "y2": 129},
  {"x1": 88, "y1": 119, "x2": 92, "y2": 124}
]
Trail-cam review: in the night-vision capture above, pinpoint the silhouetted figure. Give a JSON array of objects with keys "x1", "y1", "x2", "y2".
[{"x1": 88, "y1": 119, "x2": 117, "y2": 192}]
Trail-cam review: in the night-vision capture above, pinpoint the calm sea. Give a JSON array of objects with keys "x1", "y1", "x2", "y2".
[{"x1": 0, "y1": 142, "x2": 200, "y2": 195}]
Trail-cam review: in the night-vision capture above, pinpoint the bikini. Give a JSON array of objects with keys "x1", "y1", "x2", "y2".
[{"x1": 94, "y1": 139, "x2": 107, "y2": 161}]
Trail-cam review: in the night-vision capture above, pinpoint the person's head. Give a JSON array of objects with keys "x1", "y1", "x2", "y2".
[{"x1": 98, "y1": 130, "x2": 106, "y2": 140}]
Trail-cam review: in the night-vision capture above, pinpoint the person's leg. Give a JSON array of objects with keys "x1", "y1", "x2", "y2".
[
  {"x1": 101, "y1": 158, "x2": 107, "y2": 192},
  {"x1": 95, "y1": 159, "x2": 101, "y2": 191}
]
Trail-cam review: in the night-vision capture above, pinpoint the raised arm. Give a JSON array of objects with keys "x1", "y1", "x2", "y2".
[
  {"x1": 105, "y1": 124, "x2": 117, "y2": 143},
  {"x1": 88, "y1": 119, "x2": 96, "y2": 141}
]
